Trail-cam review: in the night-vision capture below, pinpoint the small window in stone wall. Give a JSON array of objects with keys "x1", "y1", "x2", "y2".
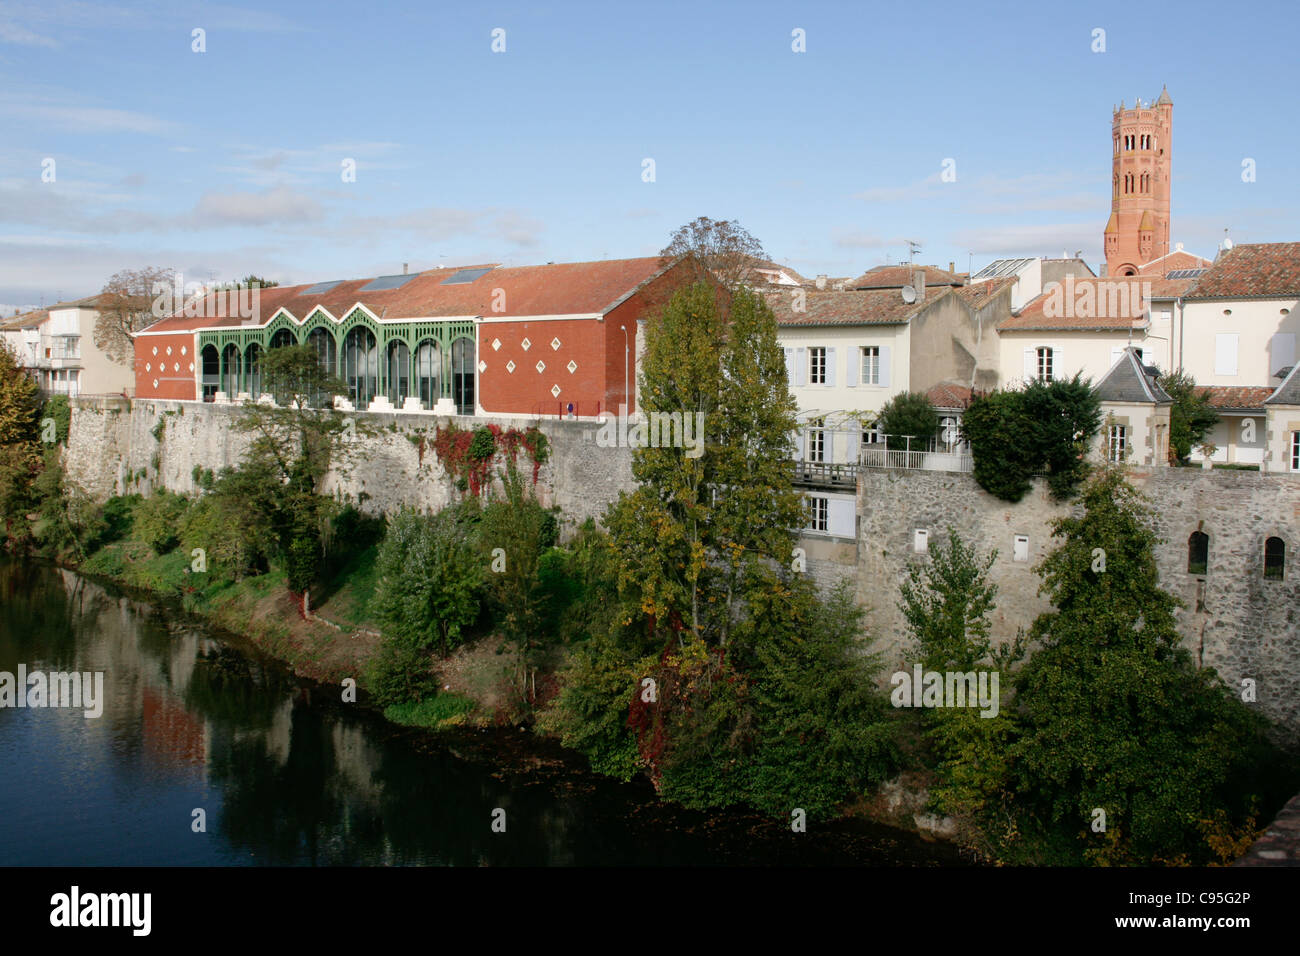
[
  {"x1": 913, "y1": 529, "x2": 928, "y2": 554},
  {"x1": 1265, "y1": 537, "x2": 1285, "y2": 580},
  {"x1": 1188, "y1": 531, "x2": 1209, "y2": 576},
  {"x1": 1013, "y1": 535, "x2": 1029, "y2": 562}
]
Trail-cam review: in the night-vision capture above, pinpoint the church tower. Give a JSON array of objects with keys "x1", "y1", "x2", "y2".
[{"x1": 1104, "y1": 86, "x2": 1172, "y2": 275}]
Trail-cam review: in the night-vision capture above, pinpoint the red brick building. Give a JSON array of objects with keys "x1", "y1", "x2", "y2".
[{"x1": 132, "y1": 257, "x2": 692, "y2": 416}]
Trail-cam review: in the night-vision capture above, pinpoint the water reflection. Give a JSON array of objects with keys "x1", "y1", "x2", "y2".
[{"x1": 0, "y1": 562, "x2": 964, "y2": 866}]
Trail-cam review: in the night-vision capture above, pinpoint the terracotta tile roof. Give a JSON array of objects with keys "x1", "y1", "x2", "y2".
[
  {"x1": 927, "y1": 382, "x2": 972, "y2": 408},
  {"x1": 137, "y1": 257, "x2": 670, "y2": 333},
  {"x1": 954, "y1": 276, "x2": 1015, "y2": 306},
  {"x1": 849, "y1": 264, "x2": 964, "y2": 290},
  {"x1": 1136, "y1": 248, "x2": 1211, "y2": 275},
  {"x1": 999, "y1": 276, "x2": 1194, "y2": 331},
  {"x1": 1204, "y1": 386, "x2": 1273, "y2": 410},
  {"x1": 764, "y1": 286, "x2": 946, "y2": 327},
  {"x1": 1, "y1": 309, "x2": 48, "y2": 330},
  {"x1": 1185, "y1": 242, "x2": 1300, "y2": 299}
]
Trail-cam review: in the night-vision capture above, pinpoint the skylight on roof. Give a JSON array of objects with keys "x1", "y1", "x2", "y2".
[
  {"x1": 299, "y1": 280, "x2": 344, "y2": 295},
  {"x1": 360, "y1": 274, "x2": 419, "y2": 292},
  {"x1": 441, "y1": 267, "x2": 493, "y2": 285},
  {"x1": 972, "y1": 258, "x2": 1035, "y2": 280},
  {"x1": 1165, "y1": 268, "x2": 1207, "y2": 280}
]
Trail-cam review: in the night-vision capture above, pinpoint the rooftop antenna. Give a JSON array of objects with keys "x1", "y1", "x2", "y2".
[{"x1": 906, "y1": 240, "x2": 922, "y2": 265}]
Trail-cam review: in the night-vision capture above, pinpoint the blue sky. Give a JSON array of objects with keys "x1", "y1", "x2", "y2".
[{"x1": 1, "y1": 0, "x2": 1297, "y2": 311}]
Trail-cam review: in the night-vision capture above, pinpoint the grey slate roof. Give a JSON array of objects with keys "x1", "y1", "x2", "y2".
[
  {"x1": 1095, "y1": 347, "x2": 1172, "y2": 404},
  {"x1": 1265, "y1": 362, "x2": 1300, "y2": 405}
]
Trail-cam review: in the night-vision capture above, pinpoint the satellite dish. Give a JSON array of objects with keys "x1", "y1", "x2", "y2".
[{"x1": 901, "y1": 285, "x2": 917, "y2": 303}]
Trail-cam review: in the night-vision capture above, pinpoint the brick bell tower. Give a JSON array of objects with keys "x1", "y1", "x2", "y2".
[{"x1": 1104, "y1": 85, "x2": 1172, "y2": 276}]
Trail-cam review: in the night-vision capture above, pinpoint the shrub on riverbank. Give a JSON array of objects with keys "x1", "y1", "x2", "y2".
[{"x1": 384, "y1": 693, "x2": 476, "y2": 729}]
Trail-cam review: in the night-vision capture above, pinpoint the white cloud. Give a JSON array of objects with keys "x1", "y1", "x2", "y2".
[{"x1": 191, "y1": 186, "x2": 325, "y2": 226}]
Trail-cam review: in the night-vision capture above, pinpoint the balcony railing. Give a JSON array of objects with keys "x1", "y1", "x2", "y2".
[
  {"x1": 859, "y1": 438, "x2": 973, "y2": 474},
  {"x1": 792, "y1": 459, "x2": 859, "y2": 489}
]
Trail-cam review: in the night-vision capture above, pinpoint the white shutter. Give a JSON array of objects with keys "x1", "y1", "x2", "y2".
[
  {"x1": 794, "y1": 428, "x2": 805, "y2": 459},
  {"x1": 844, "y1": 429, "x2": 859, "y2": 464},
  {"x1": 828, "y1": 498, "x2": 856, "y2": 537},
  {"x1": 1053, "y1": 346, "x2": 1063, "y2": 381},
  {"x1": 1271, "y1": 333, "x2": 1296, "y2": 377},
  {"x1": 879, "y1": 345, "x2": 891, "y2": 388},
  {"x1": 794, "y1": 348, "x2": 807, "y2": 386},
  {"x1": 1024, "y1": 347, "x2": 1036, "y2": 381},
  {"x1": 825, "y1": 347, "x2": 837, "y2": 387},
  {"x1": 784, "y1": 347, "x2": 795, "y2": 387},
  {"x1": 1215, "y1": 334, "x2": 1239, "y2": 376},
  {"x1": 846, "y1": 347, "x2": 858, "y2": 388}
]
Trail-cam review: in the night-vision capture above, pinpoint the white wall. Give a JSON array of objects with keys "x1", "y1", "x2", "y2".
[
  {"x1": 1180, "y1": 296, "x2": 1300, "y2": 386},
  {"x1": 780, "y1": 323, "x2": 911, "y2": 421},
  {"x1": 997, "y1": 329, "x2": 1153, "y2": 387}
]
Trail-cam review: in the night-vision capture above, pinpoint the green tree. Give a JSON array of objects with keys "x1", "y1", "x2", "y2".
[
  {"x1": 743, "y1": 576, "x2": 899, "y2": 819},
  {"x1": 0, "y1": 342, "x2": 41, "y2": 543},
  {"x1": 1021, "y1": 373, "x2": 1101, "y2": 500},
  {"x1": 1012, "y1": 470, "x2": 1275, "y2": 864},
  {"x1": 876, "y1": 391, "x2": 938, "y2": 451},
  {"x1": 372, "y1": 507, "x2": 482, "y2": 655},
  {"x1": 898, "y1": 528, "x2": 998, "y2": 671},
  {"x1": 233, "y1": 344, "x2": 355, "y2": 601},
  {"x1": 962, "y1": 376, "x2": 1101, "y2": 502},
  {"x1": 1158, "y1": 369, "x2": 1219, "y2": 464}
]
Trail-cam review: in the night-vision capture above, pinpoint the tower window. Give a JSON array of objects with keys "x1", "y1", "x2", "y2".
[
  {"x1": 1188, "y1": 531, "x2": 1209, "y2": 576},
  {"x1": 1264, "y1": 537, "x2": 1285, "y2": 580}
]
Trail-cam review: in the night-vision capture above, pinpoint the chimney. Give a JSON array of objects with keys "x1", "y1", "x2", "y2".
[
  {"x1": 815, "y1": 274, "x2": 827, "y2": 290},
  {"x1": 949, "y1": 261, "x2": 955, "y2": 274},
  {"x1": 911, "y1": 268, "x2": 925, "y2": 301},
  {"x1": 403, "y1": 262, "x2": 409, "y2": 275}
]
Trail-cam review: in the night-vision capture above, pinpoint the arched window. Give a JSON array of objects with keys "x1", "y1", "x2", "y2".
[
  {"x1": 221, "y1": 343, "x2": 241, "y2": 396},
  {"x1": 200, "y1": 345, "x2": 219, "y2": 401},
  {"x1": 269, "y1": 327, "x2": 295, "y2": 350},
  {"x1": 415, "y1": 340, "x2": 441, "y2": 409},
  {"x1": 451, "y1": 337, "x2": 475, "y2": 415},
  {"x1": 1265, "y1": 537, "x2": 1285, "y2": 580},
  {"x1": 1188, "y1": 531, "x2": 1209, "y2": 575},
  {"x1": 342, "y1": 326, "x2": 378, "y2": 407},
  {"x1": 245, "y1": 343, "x2": 262, "y2": 399},
  {"x1": 307, "y1": 327, "x2": 336, "y2": 375},
  {"x1": 387, "y1": 341, "x2": 410, "y2": 405}
]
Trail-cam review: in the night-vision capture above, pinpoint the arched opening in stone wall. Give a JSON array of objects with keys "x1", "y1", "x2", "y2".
[
  {"x1": 221, "y1": 343, "x2": 241, "y2": 396},
  {"x1": 1188, "y1": 531, "x2": 1209, "y2": 576},
  {"x1": 1265, "y1": 536, "x2": 1285, "y2": 580}
]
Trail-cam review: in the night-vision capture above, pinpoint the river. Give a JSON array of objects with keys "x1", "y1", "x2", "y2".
[{"x1": 0, "y1": 561, "x2": 964, "y2": 866}]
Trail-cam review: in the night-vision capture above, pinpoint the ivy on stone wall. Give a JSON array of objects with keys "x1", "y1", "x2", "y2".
[{"x1": 432, "y1": 422, "x2": 549, "y2": 496}]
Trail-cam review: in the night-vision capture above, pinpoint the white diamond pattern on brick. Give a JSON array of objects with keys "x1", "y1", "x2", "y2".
[
  {"x1": 551, "y1": 384, "x2": 561, "y2": 397},
  {"x1": 145, "y1": 363, "x2": 151, "y2": 372},
  {"x1": 181, "y1": 346, "x2": 187, "y2": 356},
  {"x1": 551, "y1": 337, "x2": 561, "y2": 351},
  {"x1": 492, "y1": 338, "x2": 501, "y2": 351},
  {"x1": 521, "y1": 337, "x2": 531, "y2": 351},
  {"x1": 535, "y1": 360, "x2": 545, "y2": 373},
  {"x1": 152, "y1": 379, "x2": 159, "y2": 389},
  {"x1": 478, "y1": 360, "x2": 487, "y2": 373},
  {"x1": 166, "y1": 346, "x2": 172, "y2": 355},
  {"x1": 567, "y1": 360, "x2": 577, "y2": 374},
  {"x1": 188, "y1": 363, "x2": 195, "y2": 372},
  {"x1": 506, "y1": 360, "x2": 516, "y2": 373},
  {"x1": 152, "y1": 346, "x2": 158, "y2": 356},
  {"x1": 174, "y1": 363, "x2": 180, "y2": 372}
]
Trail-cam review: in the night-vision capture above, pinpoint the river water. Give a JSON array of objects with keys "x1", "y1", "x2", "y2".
[{"x1": 0, "y1": 561, "x2": 963, "y2": 866}]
